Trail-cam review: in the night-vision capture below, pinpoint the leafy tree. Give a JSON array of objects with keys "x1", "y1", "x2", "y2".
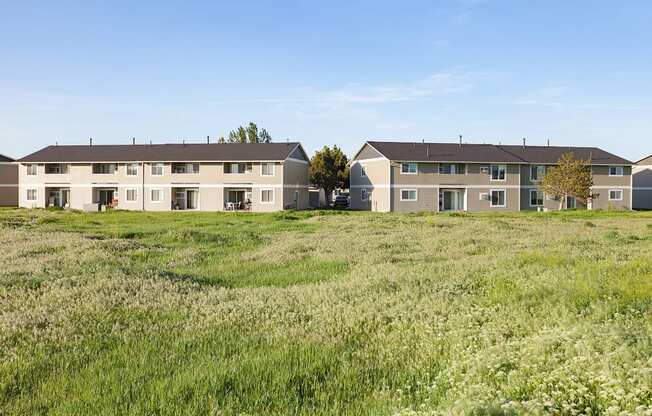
[
  {"x1": 225, "y1": 122, "x2": 272, "y2": 143},
  {"x1": 310, "y1": 145, "x2": 349, "y2": 203},
  {"x1": 540, "y1": 153, "x2": 594, "y2": 210}
]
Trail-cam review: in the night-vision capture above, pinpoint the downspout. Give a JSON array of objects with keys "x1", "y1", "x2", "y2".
[{"x1": 142, "y1": 161, "x2": 145, "y2": 211}]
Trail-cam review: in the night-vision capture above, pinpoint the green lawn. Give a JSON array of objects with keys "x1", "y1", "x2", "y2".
[{"x1": 1, "y1": 208, "x2": 651, "y2": 415}]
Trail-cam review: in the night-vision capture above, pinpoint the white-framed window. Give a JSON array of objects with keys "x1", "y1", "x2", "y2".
[
  {"x1": 172, "y1": 163, "x2": 199, "y2": 174},
  {"x1": 261, "y1": 189, "x2": 274, "y2": 204},
  {"x1": 438, "y1": 163, "x2": 465, "y2": 175},
  {"x1": 125, "y1": 188, "x2": 138, "y2": 202},
  {"x1": 261, "y1": 162, "x2": 275, "y2": 176},
  {"x1": 609, "y1": 166, "x2": 624, "y2": 177},
  {"x1": 92, "y1": 163, "x2": 116, "y2": 174},
  {"x1": 608, "y1": 189, "x2": 623, "y2": 201},
  {"x1": 490, "y1": 189, "x2": 506, "y2": 207},
  {"x1": 529, "y1": 190, "x2": 544, "y2": 207},
  {"x1": 225, "y1": 162, "x2": 253, "y2": 174},
  {"x1": 25, "y1": 164, "x2": 37, "y2": 176},
  {"x1": 491, "y1": 164, "x2": 506, "y2": 181},
  {"x1": 361, "y1": 188, "x2": 371, "y2": 201},
  {"x1": 26, "y1": 188, "x2": 37, "y2": 201},
  {"x1": 401, "y1": 163, "x2": 417, "y2": 175},
  {"x1": 400, "y1": 189, "x2": 417, "y2": 201},
  {"x1": 45, "y1": 163, "x2": 68, "y2": 174},
  {"x1": 150, "y1": 163, "x2": 164, "y2": 176},
  {"x1": 480, "y1": 166, "x2": 490, "y2": 174},
  {"x1": 360, "y1": 165, "x2": 366, "y2": 177},
  {"x1": 150, "y1": 188, "x2": 164, "y2": 202},
  {"x1": 126, "y1": 163, "x2": 139, "y2": 176},
  {"x1": 530, "y1": 165, "x2": 546, "y2": 182}
]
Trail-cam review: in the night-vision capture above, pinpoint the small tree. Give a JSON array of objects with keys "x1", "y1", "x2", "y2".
[
  {"x1": 540, "y1": 153, "x2": 594, "y2": 210},
  {"x1": 225, "y1": 122, "x2": 273, "y2": 143},
  {"x1": 310, "y1": 146, "x2": 349, "y2": 204}
]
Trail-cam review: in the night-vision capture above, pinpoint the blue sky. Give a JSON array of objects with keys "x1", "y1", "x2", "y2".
[{"x1": 1, "y1": 0, "x2": 651, "y2": 161}]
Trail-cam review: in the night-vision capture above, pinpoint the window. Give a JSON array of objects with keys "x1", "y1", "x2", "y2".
[
  {"x1": 224, "y1": 162, "x2": 253, "y2": 174},
  {"x1": 490, "y1": 190, "x2": 506, "y2": 207},
  {"x1": 530, "y1": 165, "x2": 546, "y2": 182},
  {"x1": 400, "y1": 189, "x2": 417, "y2": 201},
  {"x1": 26, "y1": 164, "x2": 37, "y2": 176},
  {"x1": 401, "y1": 163, "x2": 417, "y2": 175},
  {"x1": 150, "y1": 189, "x2": 163, "y2": 202},
  {"x1": 491, "y1": 164, "x2": 506, "y2": 181},
  {"x1": 360, "y1": 165, "x2": 366, "y2": 177},
  {"x1": 45, "y1": 164, "x2": 68, "y2": 174},
  {"x1": 150, "y1": 163, "x2": 164, "y2": 176},
  {"x1": 609, "y1": 166, "x2": 624, "y2": 176},
  {"x1": 361, "y1": 188, "x2": 371, "y2": 201},
  {"x1": 609, "y1": 189, "x2": 623, "y2": 201},
  {"x1": 126, "y1": 163, "x2": 139, "y2": 176},
  {"x1": 438, "y1": 163, "x2": 465, "y2": 175},
  {"x1": 529, "y1": 190, "x2": 544, "y2": 207},
  {"x1": 172, "y1": 163, "x2": 199, "y2": 174},
  {"x1": 126, "y1": 189, "x2": 138, "y2": 202},
  {"x1": 261, "y1": 163, "x2": 275, "y2": 176},
  {"x1": 26, "y1": 189, "x2": 37, "y2": 201},
  {"x1": 93, "y1": 163, "x2": 116, "y2": 174},
  {"x1": 261, "y1": 189, "x2": 274, "y2": 204}
]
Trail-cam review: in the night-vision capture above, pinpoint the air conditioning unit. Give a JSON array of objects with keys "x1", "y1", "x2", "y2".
[
  {"x1": 480, "y1": 166, "x2": 490, "y2": 174},
  {"x1": 479, "y1": 193, "x2": 490, "y2": 201}
]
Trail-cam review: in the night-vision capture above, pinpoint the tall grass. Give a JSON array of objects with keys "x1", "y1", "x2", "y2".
[{"x1": 1, "y1": 208, "x2": 651, "y2": 415}]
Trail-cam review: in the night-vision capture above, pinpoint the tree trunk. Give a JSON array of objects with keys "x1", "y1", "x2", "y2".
[{"x1": 559, "y1": 196, "x2": 566, "y2": 211}]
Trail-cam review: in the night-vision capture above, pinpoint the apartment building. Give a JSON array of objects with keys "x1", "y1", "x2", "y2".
[
  {"x1": 350, "y1": 141, "x2": 633, "y2": 212},
  {"x1": 633, "y1": 155, "x2": 652, "y2": 210},
  {"x1": 0, "y1": 154, "x2": 18, "y2": 206},
  {"x1": 18, "y1": 142, "x2": 310, "y2": 212}
]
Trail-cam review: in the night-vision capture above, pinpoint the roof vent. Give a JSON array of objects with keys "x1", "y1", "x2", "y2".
[
  {"x1": 132, "y1": 137, "x2": 135, "y2": 145},
  {"x1": 459, "y1": 135, "x2": 462, "y2": 147},
  {"x1": 522, "y1": 138, "x2": 526, "y2": 149},
  {"x1": 89, "y1": 138, "x2": 93, "y2": 146},
  {"x1": 547, "y1": 139, "x2": 550, "y2": 147},
  {"x1": 207, "y1": 135, "x2": 210, "y2": 144}
]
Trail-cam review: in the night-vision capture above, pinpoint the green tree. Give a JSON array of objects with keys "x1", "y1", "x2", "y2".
[
  {"x1": 540, "y1": 153, "x2": 594, "y2": 210},
  {"x1": 310, "y1": 145, "x2": 349, "y2": 204},
  {"x1": 225, "y1": 122, "x2": 272, "y2": 143}
]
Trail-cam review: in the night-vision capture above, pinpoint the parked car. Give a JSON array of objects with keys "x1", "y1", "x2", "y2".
[{"x1": 333, "y1": 193, "x2": 350, "y2": 208}]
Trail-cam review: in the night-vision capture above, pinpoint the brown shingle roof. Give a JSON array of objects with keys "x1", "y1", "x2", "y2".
[
  {"x1": 366, "y1": 141, "x2": 525, "y2": 163},
  {"x1": 0, "y1": 154, "x2": 14, "y2": 162},
  {"x1": 19, "y1": 143, "x2": 302, "y2": 163},
  {"x1": 365, "y1": 141, "x2": 632, "y2": 165},
  {"x1": 498, "y1": 145, "x2": 632, "y2": 165}
]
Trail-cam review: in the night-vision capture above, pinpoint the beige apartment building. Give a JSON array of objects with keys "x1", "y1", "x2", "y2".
[
  {"x1": 350, "y1": 141, "x2": 633, "y2": 212},
  {"x1": 18, "y1": 142, "x2": 310, "y2": 212},
  {"x1": 0, "y1": 154, "x2": 18, "y2": 206}
]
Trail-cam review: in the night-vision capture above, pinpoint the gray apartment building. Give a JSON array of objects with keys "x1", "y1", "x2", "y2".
[
  {"x1": 350, "y1": 141, "x2": 633, "y2": 212},
  {"x1": 0, "y1": 154, "x2": 18, "y2": 207},
  {"x1": 18, "y1": 142, "x2": 310, "y2": 212},
  {"x1": 633, "y1": 154, "x2": 652, "y2": 210}
]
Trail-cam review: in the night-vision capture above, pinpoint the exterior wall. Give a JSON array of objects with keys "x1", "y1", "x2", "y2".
[
  {"x1": 0, "y1": 162, "x2": 18, "y2": 206},
  {"x1": 282, "y1": 159, "x2": 310, "y2": 210},
  {"x1": 390, "y1": 162, "x2": 521, "y2": 212},
  {"x1": 349, "y1": 157, "x2": 391, "y2": 212},
  {"x1": 633, "y1": 164, "x2": 652, "y2": 210},
  {"x1": 18, "y1": 160, "x2": 307, "y2": 212}
]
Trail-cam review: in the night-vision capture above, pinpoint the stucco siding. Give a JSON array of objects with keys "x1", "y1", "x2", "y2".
[
  {"x1": 392, "y1": 187, "x2": 437, "y2": 212},
  {"x1": 350, "y1": 158, "x2": 390, "y2": 212},
  {"x1": 634, "y1": 165, "x2": 652, "y2": 209},
  {"x1": 355, "y1": 143, "x2": 385, "y2": 160}
]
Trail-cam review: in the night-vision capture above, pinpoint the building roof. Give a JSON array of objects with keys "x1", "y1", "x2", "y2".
[
  {"x1": 366, "y1": 141, "x2": 524, "y2": 163},
  {"x1": 364, "y1": 141, "x2": 632, "y2": 165},
  {"x1": 498, "y1": 145, "x2": 632, "y2": 165},
  {"x1": 0, "y1": 154, "x2": 14, "y2": 162},
  {"x1": 635, "y1": 154, "x2": 652, "y2": 165},
  {"x1": 19, "y1": 142, "x2": 303, "y2": 163}
]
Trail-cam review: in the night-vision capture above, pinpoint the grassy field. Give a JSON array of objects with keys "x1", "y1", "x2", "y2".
[{"x1": 1, "y1": 208, "x2": 651, "y2": 415}]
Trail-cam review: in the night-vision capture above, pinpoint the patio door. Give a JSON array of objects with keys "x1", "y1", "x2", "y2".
[
  {"x1": 566, "y1": 196, "x2": 576, "y2": 209},
  {"x1": 186, "y1": 190, "x2": 199, "y2": 210},
  {"x1": 440, "y1": 190, "x2": 462, "y2": 211},
  {"x1": 175, "y1": 191, "x2": 187, "y2": 210},
  {"x1": 98, "y1": 190, "x2": 114, "y2": 205}
]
